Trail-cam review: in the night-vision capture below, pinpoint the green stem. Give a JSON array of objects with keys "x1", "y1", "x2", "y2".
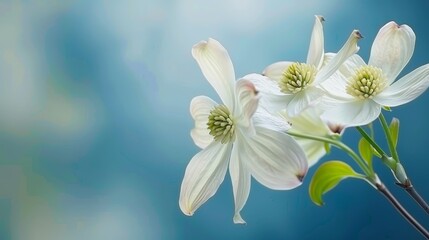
[
  {"x1": 287, "y1": 131, "x2": 373, "y2": 177},
  {"x1": 356, "y1": 126, "x2": 385, "y2": 156},
  {"x1": 368, "y1": 122, "x2": 374, "y2": 138},
  {"x1": 379, "y1": 113, "x2": 400, "y2": 161},
  {"x1": 374, "y1": 114, "x2": 429, "y2": 214},
  {"x1": 289, "y1": 131, "x2": 429, "y2": 236},
  {"x1": 355, "y1": 126, "x2": 396, "y2": 169}
]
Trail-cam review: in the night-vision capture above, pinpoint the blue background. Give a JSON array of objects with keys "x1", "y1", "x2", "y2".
[{"x1": 0, "y1": 0, "x2": 428, "y2": 239}]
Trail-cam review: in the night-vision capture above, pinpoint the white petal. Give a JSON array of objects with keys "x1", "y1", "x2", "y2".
[
  {"x1": 320, "y1": 72, "x2": 354, "y2": 101},
  {"x1": 321, "y1": 100, "x2": 381, "y2": 127},
  {"x1": 247, "y1": 73, "x2": 283, "y2": 95},
  {"x1": 319, "y1": 54, "x2": 366, "y2": 102},
  {"x1": 322, "y1": 53, "x2": 366, "y2": 77},
  {"x1": 314, "y1": 30, "x2": 362, "y2": 85},
  {"x1": 337, "y1": 54, "x2": 366, "y2": 77},
  {"x1": 252, "y1": 107, "x2": 291, "y2": 133},
  {"x1": 295, "y1": 138, "x2": 326, "y2": 167},
  {"x1": 235, "y1": 78, "x2": 260, "y2": 128},
  {"x1": 179, "y1": 142, "x2": 232, "y2": 216},
  {"x1": 239, "y1": 127, "x2": 308, "y2": 190},
  {"x1": 286, "y1": 86, "x2": 324, "y2": 116},
  {"x1": 306, "y1": 15, "x2": 325, "y2": 68},
  {"x1": 368, "y1": 22, "x2": 415, "y2": 84},
  {"x1": 192, "y1": 38, "x2": 236, "y2": 109},
  {"x1": 281, "y1": 107, "x2": 330, "y2": 167},
  {"x1": 282, "y1": 107, "x2": 330, "y2": 136},
  {"x1": 321, "y1": 52, "x2": 335, "y2": 68},
  {"x1": 248, "y1": 73, "x2": 292, "y2": 113},
  {"x1": 229, "y1": 144, "x2": 251, "y2": 224},
  {"x1": 374, "y1": 64, "x2": 429, "y2": 107},
  {"x1": 262, "y1": 61, "x2": 294, "y2": 82},
  {"x1": 190, "y1": 96, "x2": 216, "y2": 149}
]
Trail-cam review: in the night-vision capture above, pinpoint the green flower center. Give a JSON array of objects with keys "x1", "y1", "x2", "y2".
[
  {"x1": 279, "y1": 62, "x2": 317, "y2": 94},
  {"x1": 346, "y1": 65, "x2": 387, "y2": 99},
  {"x1": 207, "y1": 105, "x2": 235, "y2": 144}
]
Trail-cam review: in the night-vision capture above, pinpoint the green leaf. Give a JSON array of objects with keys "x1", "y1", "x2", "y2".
[
  {"x1": 309, "y1": 161, "x2": 364, "y2": 206},
  {"x1": 389, "y1": 118, "x2": 399, "y2": 147},
  {"x1": 358, "y1": 138, "x2": 372, "y2": 167},
  {"x1": 371, "y1": 146, "x2": 382, "y2": 158},
  {"x1": 382, "y1": 106, "x2": 392, "y2": 111},
  {"x1": 324, "y1": 142, "x2": 331, "y2": 154}
]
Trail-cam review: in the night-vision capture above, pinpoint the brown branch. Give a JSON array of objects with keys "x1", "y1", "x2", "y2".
[
  {"x1": 396, "y1": 179, "x2": 429, "y2": 215},
  {"x1": 376, "y1": 182, "x2": 429, "y2": 239}
]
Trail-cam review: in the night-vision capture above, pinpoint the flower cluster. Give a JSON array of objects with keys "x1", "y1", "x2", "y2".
[{"x1": 179, "y1": 15, "x2": 429, "y2": 224}]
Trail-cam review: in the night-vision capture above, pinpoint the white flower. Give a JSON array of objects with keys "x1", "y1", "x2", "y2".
[
  {"x1": 179, "y1": 38, "x2": 308, "y2": 224},
  {"x1": 321, "y1": 21, "x2": 429, "y2": 127},
  {"x1": 279, "y1": 107, "x2": 338, "y2": 167},
  {"x1": 261, "y1": 15, "x2": 362, "y2": 116}
]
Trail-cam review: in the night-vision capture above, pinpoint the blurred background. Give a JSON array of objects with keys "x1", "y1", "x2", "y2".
[{"x1": 1, "y1": 0, "x2": 429, "y2": 239}]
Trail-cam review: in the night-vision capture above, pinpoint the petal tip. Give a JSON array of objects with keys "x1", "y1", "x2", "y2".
[
  {"x1": 315, "y1": 15, "x2": 325, "y2": 22},
  {"x1": 353, "y1": 30, "x2": 363, "y2": 39},
  {"x1": 296, "y1": 173, "x2": 306, "y2": 182},
  {"x1": 184, "y1": 211, "x2": 194, "y2": 216},
  {"x1": 327, "y1": 122, "x2": 345, "y2": 134},
  {"x1": 191, "y1": 40, "x2": 208, "y2": 52},
  {"x1": 233, "y1": 214, "x2": 247, "y2": 224},
  {"x1": 179, "y1": 196, "x2": 197, "y2": 217},
  {"x1": 191, "y1": 38, "x2": 221, "y2": 57},
  {"x1": 180, "y1": 204, "x2": 195, "y2": 217},
  {"x1": 385, "y1": 21, "x2": 399, "y2": 28}
]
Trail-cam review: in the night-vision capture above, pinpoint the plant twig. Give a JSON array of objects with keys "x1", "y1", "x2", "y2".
[
  {"x1": 287, "y1": 131, "x2": 373, "y2": 177},
  {"x1": 396, "y1": 180, "x2": 429, "y2": 215},
  {"x1": 379, "y1": 113, "x2": 399, "y2": 161},
  {"x1": 376, "y1": 181, "x2": 429, "y2": 239},
  {"x1": 355, "y1": 126, "x2": 396, "y2": 169},
  {"x1": 376, "y1": 114, "x2": 429, "y2": 215}
]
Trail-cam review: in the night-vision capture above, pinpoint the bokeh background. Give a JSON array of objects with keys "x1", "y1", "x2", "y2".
[{"x1": 1, "y1": 0, "x2": 429, "y2": 239}]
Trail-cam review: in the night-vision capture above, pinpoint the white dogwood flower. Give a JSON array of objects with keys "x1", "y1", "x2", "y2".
[
  {"x1": 321, "y1": 21, "x2": 429, "y2": 127},
  {"x1": 280, "y1": 107, "x2": 339, "y2": 167},
  {"x1": 262, "y1": 15, "x2": 362, "y2": 116},
  {"x1": 179, "y1": 38, "x2": 308, "y2": 224}
]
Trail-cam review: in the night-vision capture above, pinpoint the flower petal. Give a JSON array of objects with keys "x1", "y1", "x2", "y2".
[
  {"x1": 319, "y1": 54, "x2": 366, "y2": 103},
  {"x1": 229, "y1": 144, "x2": 251, "y2": 224},
  {"x1": 179, "y1": 142, "x2": 232, "y2": 216},
  {"x1": 314, "y1": 30, "x2": 362, "y2": 85},
  {"x1": 282, "y1": 107, "x2": 330, "y2": 136},
  {"x1": 306, "y1": 15, "x2": 325, "y2": 68},
  {"x1": 337, "y1": 54, "x2": 366, "y2": 77},
  {"x1": 190, "y1": 96, "x2": 217, "y2": 149},
  {"x1": 373, "y1": 64, "x2": 429, "y2": 107},
  {"x1": 248, "y1": 73, "x2": 292, "y2": 113},
  {"x1": 235, "y1": 78, "x2": 260, "y2": 128},
  {"x1": 252, "y1": 107, "x2": 291, "y2": 133},
  {"x1": 248, "y1": 73, "x2": 283, "y2": 95},
  {"x1": 192, "y1": 38, "x2": 236, "y2": 109},
  {"x1": 321, "y1": 100, "x2": 381, "y2": 127},
  {"x1": 320, "y1": 72, "x2": 354, "y2": 101},
  {"x1": 286, "y1": 86, "x2": 325, "y2": 116},
  {"x1": 368, "y1": 22, "x2": 415, "y2": 84},
  {"x1": 239, "y1": 127, "x2": 308, "y2": 190},
  {"x1": 295, "y1": 138, "x2": 326, "y2": 167},
  {"x1": 262, "y1": 61, "x2": 294, "y2": 82},
  {"x1": 281, "y1": 107, "x2": 330, "y2": 166}
]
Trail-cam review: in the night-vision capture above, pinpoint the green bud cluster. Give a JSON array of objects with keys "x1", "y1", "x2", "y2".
[
  {"x1": 280, "y1": 62, "x2": 317, "y2": 94},
  {"x1": 347, "y1": 65, "x2": 387, "y2": 99},
  {"x1": 207, "y1": 105, "x2": 236, "y2": 144}
]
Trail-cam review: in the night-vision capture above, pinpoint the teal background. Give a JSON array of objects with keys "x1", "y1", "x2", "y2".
[{"x1": 0, "y1": 0, "x2": 428, "y2": 239}]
